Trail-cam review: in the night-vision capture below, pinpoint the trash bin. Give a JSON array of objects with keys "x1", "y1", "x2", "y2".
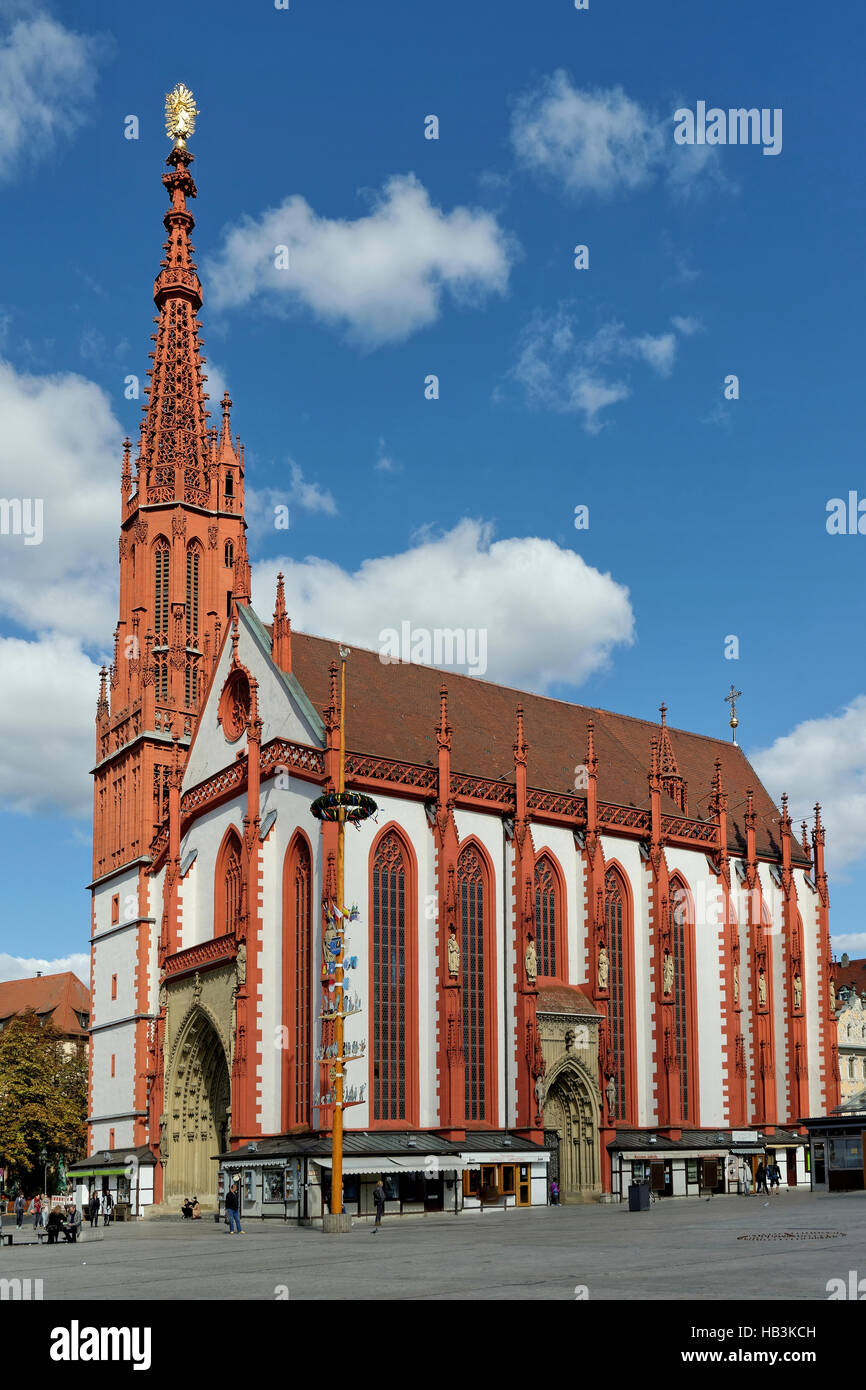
[{"x1": 627, "y1": 1182, "x2": 650, "y2": 1212}]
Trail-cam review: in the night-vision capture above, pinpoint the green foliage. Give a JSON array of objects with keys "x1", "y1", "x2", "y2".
[{"x1": 0, "y1": 1009, "x2": 88, "y2": 1192}]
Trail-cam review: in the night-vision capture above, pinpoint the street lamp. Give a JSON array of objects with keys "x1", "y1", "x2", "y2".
[{"x1": 38, "y1": 1148, "x2": 48, "y2": 1197}]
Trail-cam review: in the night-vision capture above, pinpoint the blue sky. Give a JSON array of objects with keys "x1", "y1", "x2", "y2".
[{"x1": 1, "y1": 0, "x2": 864, "y2": 979}]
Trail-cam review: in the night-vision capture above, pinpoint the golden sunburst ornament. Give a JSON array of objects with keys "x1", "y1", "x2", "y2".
[{"x1": 165, "y1": 83, "x2": 199, "y2": 147}]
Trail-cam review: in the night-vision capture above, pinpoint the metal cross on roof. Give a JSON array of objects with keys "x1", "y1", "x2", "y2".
[{"x1": 724, "y1": 684, "x2": 742, "y2": 745}]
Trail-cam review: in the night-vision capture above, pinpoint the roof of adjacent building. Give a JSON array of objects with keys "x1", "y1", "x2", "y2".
[
  {"x1": 281, "y1": 628, "x2": 807, "y2": 866},
  {"x1": 836, "y1": 957, "x2": 866, "y2": 997},
  {"x1": 608, "y1": 1128, "x2": 805, "y2": 1152},
  {"x1": 0, "y1": 973, "x2": 90, "y2": 1038},
  {"x1": 217, "y1": 1130, "x2": 549, "y2": 1161},
  {"x1": 69, "y1": 1146, "x2": 156, "y2": 1172},
  {"x1": 537, "y1": 984, "x2": 600, "y2": 1018}
]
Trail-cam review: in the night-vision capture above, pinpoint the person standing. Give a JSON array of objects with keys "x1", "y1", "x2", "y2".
[
  {"x1": 372, "y1": 1179, "x2": 386, "y2": 1233},
  {"x1": 32, "y1": 1194, "x2": 42, "y2": 1229},
  {"x1": 225, "y1": 1181, "x2": 243, "y2": 1234},
  {"x1": 14, "y1": 1194, "x2": 24, "y2": 1228},
  {"x1": 102, "y1": 1190, "x2": 113, "y2": 1227},
  {"x1": 89, "y1": 1190, "x2": 100, "y2": 1227},
  {"x1": 550, "y1": 1180, "x2": 560, "y2": 1206},
  {"x1": 770, "y1": 1162, "x2": 782, "y2": 1194},
  {"x1": 755, "y1": 1162, "x2": 768, "y2": 1195}
]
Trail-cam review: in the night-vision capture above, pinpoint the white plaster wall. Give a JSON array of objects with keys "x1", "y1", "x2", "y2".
[
  {"x1": 601, "y1": 836, "x2": 653, "y2": 1127},
  {"x1": 91, "y1": 1022, "x2": 136, "y2": 1123},
  {"x1": 665, "y1": 847, "x2": 726, "y2": 1128},
  {"x1": 454, "y1": 807, "x2": 509, "y2": 1129}
]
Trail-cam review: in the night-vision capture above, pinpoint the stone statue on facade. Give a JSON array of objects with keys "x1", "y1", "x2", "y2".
[
  {"x1": 829, "y1": 977, "x2": 836, "y2": 1013},
  {"x1": 597, "y1": 944, "x2": 609, "y2": 991},
  {"x1": 662, "y1": 949, "x2": 674, "y2": 996},
  {"x1": 525, "y1": 937, "x2": 537, "y2": 984},
  {"x1": 447, "y1": 927, "x2": 460, "y2": 978},
  {"x1": 733, "y1": 962, "x2": 739, "y2": 1006},
  {"x1": 236, "y1": 944, "x2": 246, "y2": 988},
  {"x1": 793, "y1": 972, "x2": 802, "y2": 1010},
  {"x1": 605, "y1": 1074, "x2": 617, "y2": 1116},
  {"x1": 758, "y1": 968, "x2": 767, "y2": 1008}
]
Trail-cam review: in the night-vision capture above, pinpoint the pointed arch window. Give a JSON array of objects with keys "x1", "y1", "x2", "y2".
[
  {"x1": 215, "y1": 831, "x2": 242, "y2": 937},
  {"x1": 155, "y1": 657, "x2": 168, "y2": 703},
  {"x1": 184, "y1": 659, "x2": 198, "y2": 710},
  {"x1": 458, "y1": 843, "x2": 494, "y2": 1125},
  {"x1": 153, "y1": 540, "x2": 170, "y2": 643},
  {"x1": 670, "y1": 876, "x2": 698, "y2": 1124},
  {"x1": 186, "y1": 543, "x2": 201, "y2": 641},
  {"x1": 224, "y1": 540, "x2": 234, "y2": 571},
  {"x1": 283, "y1": 835, "x2": 312, "y2": 1129},
  {"x1": 534, "y1": 854, "x2": 565, "y2": 980},
  {"x1": 604, "y1": 867, "x2": 631, "y2": 1122},
  {"x1": 371, "y1": 830, "x2": 417, "y2": 1124}
]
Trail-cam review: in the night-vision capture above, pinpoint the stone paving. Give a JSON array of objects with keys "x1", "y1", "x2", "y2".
[{"x1": 1, "y1": 1190, "x2": 864, "y2": 1300}]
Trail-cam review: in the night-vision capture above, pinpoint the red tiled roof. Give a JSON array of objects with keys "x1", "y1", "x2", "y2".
[
  {"x1": 838, "y1": 958, "x2": 866, "y2": 996},
  {"x1": 285, "y1": 630, "x2": 806, "y2": 866},
  {"x1": 537, "y1": 984, "x2": 599, "y2": 1017},
  {"x1": 0, "y1": 973, "x2": 90, "y2": 1037}
]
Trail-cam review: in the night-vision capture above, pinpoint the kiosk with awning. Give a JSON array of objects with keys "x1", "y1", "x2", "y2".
[{"x1": 67, "y1": 1146, "x2": 156, "y2": 1217}]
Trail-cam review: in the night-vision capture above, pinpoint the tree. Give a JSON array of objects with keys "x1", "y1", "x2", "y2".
[{"x1": 0, "y1": 1010, "x2": 88, "y2": 1193}]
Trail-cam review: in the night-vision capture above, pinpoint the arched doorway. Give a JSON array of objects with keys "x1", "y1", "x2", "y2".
[
  {"x1": 542, "y1": 1062, "x2": 600, "y2": 1201},
  {"x1": 164, "y1": 1009, "x2": 231, "y2": 1204}
]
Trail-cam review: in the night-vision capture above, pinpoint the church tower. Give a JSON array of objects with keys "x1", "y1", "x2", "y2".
[
  {"x1": 93, "y1": 86, "x2": 246, "y2": 883},
  {"x1": 89, "y1": 86, "x2": 247, "y2": 1156}
]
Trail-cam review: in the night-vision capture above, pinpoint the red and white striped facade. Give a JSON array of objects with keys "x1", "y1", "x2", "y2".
[{"x1": 87, "y1": 128, "x2": 840, "y2": 1207}]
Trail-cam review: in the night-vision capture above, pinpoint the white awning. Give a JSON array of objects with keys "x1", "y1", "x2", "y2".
[
  {"x1": 315, "y1": 1155, "x2": 467, "y2": 1175},
  {"x1": 461, "y1": 1151, "x2": 550, "y2": 1166}
]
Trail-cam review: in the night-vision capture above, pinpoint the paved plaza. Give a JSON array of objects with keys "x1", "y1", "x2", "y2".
[{"x1": 2, "y1": 1190, "x2": 865, "y2": 1300}]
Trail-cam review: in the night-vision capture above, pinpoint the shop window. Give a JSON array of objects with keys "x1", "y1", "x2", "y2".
[
  {"x1": 399, "y1": 1173, "x2": 423, "y2": 1203},
  {"x1": 343, "y1": 1175, "x2": 360, "y2": 1205},
  {"x1": 382, "y1": 1174, "x2": 399, "y2": 1201},
  {"x1": 463, "y1": 1170, "x2": 481, "y2": 1198},
  {"x1": 829, "y1": 1136, "x2": 863, "y2": 1169},
  {"x1": 686, "y1": 1159, "x2": 698, "y2": 1184},
  {"x1": 499, "y1": 1164, "x2": 515, "y2": 1196}
]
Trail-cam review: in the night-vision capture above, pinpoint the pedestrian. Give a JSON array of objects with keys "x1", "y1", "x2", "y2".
[
  {"x1": 755, "y1": 1162, "x2": 768, "y2": 1195},
  {"x1": 32, "y1": 1194, "x2": 42, "y2": 1229},
  {"x1": 770, "y1": 1161, "x2": 782, "y2": 1193},
  {"x1": 101, "y1": 1190, "x2": 113, "y2": 1227},
  {"x1": 372, "y1": 1179, "x2": 386, "y2": 1233},
  {"x1": 550, "y1": 1180, "x2": 560, "y2": 1206},
  {"x1": 14, "y1": 1194, "x2": 24, "y2": 1228},
  {"x1": 225, "y1": 1181, "x2": 242, "y2": 1234},
  {"x1": 89, "y1": 1190, "x2": 100, "y2": 1227}
]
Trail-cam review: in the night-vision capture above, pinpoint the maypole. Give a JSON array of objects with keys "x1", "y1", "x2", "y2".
[{"x1": 310, "y1": 647, "x2": 376, "y2": 1232}]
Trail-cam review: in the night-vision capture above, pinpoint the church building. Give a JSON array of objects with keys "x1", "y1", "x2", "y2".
[{"x1": 85, "y1": 90, "x2": 840, "y2": 1219}]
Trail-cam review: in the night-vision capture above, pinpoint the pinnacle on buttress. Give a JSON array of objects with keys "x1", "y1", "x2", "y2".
[
  {"x1": 231, "y1": 529, "x2": 252, "y2": 605},
  {"x1": 271, "y1": 572, "x2": 292, "y2": 674}
]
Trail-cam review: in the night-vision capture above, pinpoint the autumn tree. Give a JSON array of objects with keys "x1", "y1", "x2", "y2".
[{"x1": 0, "y1": 1009, "x2": 87, "y2": 1194}]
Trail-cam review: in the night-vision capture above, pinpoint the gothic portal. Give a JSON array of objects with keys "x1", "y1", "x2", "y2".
[
  {"x1": 542, "y1": 1061, "x2": 601, "y2": 1201},
  {"x1": 163, "y1": 1006, "x2": 231, "y2": 1203}
]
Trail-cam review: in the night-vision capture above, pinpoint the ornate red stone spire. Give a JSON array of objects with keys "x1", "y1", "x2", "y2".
[
  {"x1": 658, "y1": 702, "x2": 687, "y2": 814},
  {"x1": 231, "y1": 530, "x2": 252, "y2": 607},
  {"x1": 271, "y1": 572, "x2": 292, "y2": 673}
]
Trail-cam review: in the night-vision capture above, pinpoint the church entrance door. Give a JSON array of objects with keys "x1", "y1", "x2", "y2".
[
  {"x1": 542, "y1": 1064, "x2": 598, "y2": 1200},
  {"x1": 164, "y1": 1009, "x2": 231, "y2": 1205}
]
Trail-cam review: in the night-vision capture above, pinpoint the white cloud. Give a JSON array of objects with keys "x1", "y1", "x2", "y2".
[
  {"x1": 0, "y1": 14, "x2": 108, "y2": 183},
  {"x1": 205, "y1": 173, "x2": 515, "y2": 347},
  {"x1": 671, "y1": 315, "x2": 703, "y2": 336},
  {"x1": 510, "y1": 71, "x2": 723, "y2": 199},
  {"x1": 0, "y1": 631, "x2": 99, "y2": 818},
  {"x1": 0, "y1": 358, "x2": 121, "y2": 644},
  {"x1": 506, "y1": 310, "x2": 686, "y2": 432},
  {"x1": 751, "y1": 695, "x2": 866, "y2": 873},
  {"x1": 246, "y1": 463, "x2": 337, "y2": 544},
  {"x1": 252, "y1": 518, "x2": 635, "y2": 690},
  {"x1": 0, "y1": 952, "x2": 90, "y2": 984},
  {"x1": 375, "y1": 437, "x2": 402, "y2": 473}
]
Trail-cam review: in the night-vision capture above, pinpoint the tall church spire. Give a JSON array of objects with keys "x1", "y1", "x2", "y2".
[{"x1": 138, "y1": 84, "x2": 212, "y2": 506}]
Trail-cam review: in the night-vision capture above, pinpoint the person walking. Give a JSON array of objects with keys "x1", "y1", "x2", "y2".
[
  {"x1": 770, "y1": 1162, "x2": 782, "y2": 1194},
  {"x1": 755, "y1": 1162, "x2": 768, "y2": 1195},
  {"x1": 88, "y1": 1190, "x2": 100, "y2": 1227},
  {"x1": 225, "y1": 1181, "x2": 243, "y2": 1234},
  {"x1": 32, "y1": 1194, "x2": 42, "y2": 1229},
  {"x1": 372, "y1": 1179, "x2": 386, "y2": 1233},
  {"x1": 550, "y1": 1180, "x2": 560, "y2": 1206},
  {"x1": 13, "y1": 1194, "x2": 24, "y2": 1228},
  {"x1": 101, "y1": 1190, "x2": 113, "y2": 1227}
]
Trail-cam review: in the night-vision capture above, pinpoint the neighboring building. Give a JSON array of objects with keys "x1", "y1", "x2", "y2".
[
  {"x1": 835, "y1": 968, "x2": 866, "y2": 1099},
  {"x1": 0, "y1": 973, "x2": 90, "y2": 1057},
  {"x1": 84, "y1": 91, "x2": 840, "y2": 1218},
  {"x1": 803, "y1": 1090, "x2": 866, "y2": 1193}
]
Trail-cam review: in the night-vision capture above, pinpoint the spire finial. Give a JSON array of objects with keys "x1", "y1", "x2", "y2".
[
  {"x1": 659, "y1": 701, "x2": 667, "y2": 727},
  {"x1": 274, "y1": 571, "x2": 286, "y2": 617},
  {"x1": 724, "y1": 684, "x2": 742, "y2": 744},
  {"x1": 164, "y1": 82, "x2": 199, "y2": 150},
  {"x1": 437, "y1": 683, "x2": 451, "y2": 748}
]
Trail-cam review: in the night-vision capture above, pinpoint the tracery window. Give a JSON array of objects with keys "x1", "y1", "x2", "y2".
[
  {"x1": 459, "y1": 844, "x2": 490, "y2": 1124},
  {"x1": 216, "y1": 831, "x2": 242, "y2": 936},
  {"x1": 534, "y1": 855, "x2": 560, "y2": 978},
  {"x1": 283, "y1": 835, "x2": 311, "y2": 1129},
  {"x1": 153, "y1": 540, "x2": 170, "y2": 642},
  {"x1": 670, "y1": 877, "x2": 695, "y2": 1122},
  {"x1": 372, "y1": 832, "x2": 409, "y2": 1122},
  {"x1": 604, "y1": 867, "x2": 628, "y2": 1122},
  {"x1": 186, "y1": 544, "x2": 201, "y2": 640}
]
